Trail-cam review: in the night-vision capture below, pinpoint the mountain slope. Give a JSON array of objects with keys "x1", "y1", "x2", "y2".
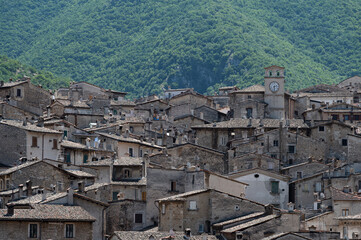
[{"x1": 1, "y1": 0, "x2": 361, "y2": 97}]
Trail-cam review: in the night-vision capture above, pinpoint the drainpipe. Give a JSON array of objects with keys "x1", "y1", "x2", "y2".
[{"x1": 42, "y1": 134, "x2": 45, "y2": 160}]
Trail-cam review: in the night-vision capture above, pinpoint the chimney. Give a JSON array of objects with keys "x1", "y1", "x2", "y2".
[
  {"x1": 78, "y1": 181, "x2": 84, "y2": 193},
  {"x1": 200, "y1": 112, "x2": 204, "y2": 120},
  {"x1": 7, "y1": 205, "x2": 14, "y2": 216},
  {"x1": 26, "y1": 180, "x2": 32, "y2": 197},
  {"x1": 41, "y1": 189, "x2": 47, "y2": 201},
  {"x1": 0, "y1": 81, "x2": 4, "y2": 87},
  {"x1": 67, "y1": 188, "x2": 74, "y2": 205},
  {"x1": 37, "y1": 118, "x2": 44, "y2": 127},
  {"x1": 18, "y1": 184, "x2": 24, "y2": 198},
  {"x1": 23, "y1": 118, "x2": 28, "y2": 126},
  {"x1": 191, "y1": 109, "x2": 194, "y2": 116},
  {"x1": 123, "y1": 129, "x2": 129, "y2": 138},
  {"x1": 264, "y1": 204, "x2": 273, "y2": 215}
]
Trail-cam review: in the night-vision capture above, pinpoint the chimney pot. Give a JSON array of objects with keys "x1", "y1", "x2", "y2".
[
  {"x1": 7, "y1": 205, "x2": 14, "y2": 215},
  {"x1": 26, "y1": 180, "x2": 32, "y2": 197}
]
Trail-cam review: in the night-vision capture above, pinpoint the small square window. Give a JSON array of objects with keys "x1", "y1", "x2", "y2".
[
  {"x1": 16, "y1": 89, "x2": 22, "y2": 97},
  {"x1": 135, "y1": 213, "x2": 143, "y2": 223},
  {"x1": 271, "y1": 154, "x2": 277, "y2": 159},
  {"x1": 342, "y1": 209, "x2": 349, "y2": 216},
  {"x1": 342, "y1": 139, "x2": 348, "y2": 146},
  {"x1": 189, "y1": 200, "x2": 197, "y2": 210},
  {"x1": 170, "y1": 181, "x2": 177, "y2": 191},
  {"x1": 318, "y1": 126, "x2": 325, "y2": 132},
  {"x1": 288, "y1": 145, "x2": 295, "y2": 153},
  {"x1": 273, "y1": 140, "x2": 279, "y2": 147}
]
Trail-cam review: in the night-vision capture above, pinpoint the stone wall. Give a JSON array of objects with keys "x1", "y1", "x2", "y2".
[{"x1": 0, "y1": 124, "x2": 26, "y2": 166}]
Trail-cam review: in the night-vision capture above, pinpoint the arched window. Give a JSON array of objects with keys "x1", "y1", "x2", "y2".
[
  {"x1": 269, "y1": 71, "x2": 272, "y2": 76},
  {"x1": 277, "y1": 71, "x2": 280, "y2": 76}
]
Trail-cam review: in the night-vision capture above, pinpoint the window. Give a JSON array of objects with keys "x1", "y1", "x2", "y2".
[
  {"x1": 342, "y1": 139, "x2": 348, "y2": 146},
  {"x1": 52, "y1": 139, "x2": 58, "y2": 149},
  {"x1": 83, "y1": 154, "x2": 88, "y2": 164},
  {"x1": 189, "y1": 200, "x2": 197, "y2": 210},
  {"x1": 198, "y1": 224, "x2": 204, "y2": 233},
  {"x1": 268, "y1": 162, "x2": 274, "y2": 170},
  {"x1": 269, "y1": 71, "x2": 272, "y2": 76},
  {"x1": 124, "y1": 169, "x2": 131, "y2": 178},
  {"x1": 65, "y1": 224, "x2": 74, "y2": 238},
  {"x1": 271, "y1": 181, "x2": 279, "y2": 194},
  {"x1": 63, "y1": 130, "x2": 68, "y2": 138},
  {"x1": 288, "y1": 145, "x2": 295, "y2": 153},
  {"x1": 303, "y1": 183, "x2": 309, "y2": 192},
  {"x1": 16, "y1": 89, "x2": 21, "y2": 97},
  {"x1": 294, "y1": 110, "x2": 299, "y2": 116},
  {"x1": 31, "y1": 136, "x2": 38, "y2": 147},
  {"x1": 246, "y1": 108, "x2": 253, "y2": 119},
  {"x1": 318, "y1": 126, "x2": 325, "y2": 132},
  {"x1": 129, "y1": 148, "x2": 134, "y2": 157},
  {"x1": 248, "y1": 95, "x2": 252, "y2": 99},
  {"x1": 220, "y1": 137, "x2": 227, "y2": 146},
  {"x1": 0, "y1": 180, "x2": 3, "y2": 190},
  {"x1": 355, "y1": 115, "x2": 360, "y2": 121},
  {"x1": 29, "y1": 223, "x2": 38, "y2": 238},
  {"x1": 315, "y1": 182, "x2": 322, "y2": 192},
  {"x1": 273, "y1": 140, "x2": 279, "y2": 147},
  {"x1": 344, "y1": 115, "x2": 350, "y2": 121},
  {"x1": 140, "y1": 149, "x2": 143, "y2": 157},
  {"x1": 142, "y1": 192, "x2": 147, "y2": 201},
  {"x1": 297, "y1": 172, "x2": 303, "y2": 178},
  {"x1": 135, "y1": 213, "x2": 143, "y2": 223},
  {"x1": 5, "y1": 179, "x2": 10, "y2": 189},
  {"x1": 112, "y1": 191, "x2": 119, "y2": 201},
  {"x1": 276, "y1": 71, "x2": 280, "y2": 77},
  {"x1": 129, "y1": 126, "x2": 134, "y2": 133},
  {"x1": 342, "y1": 209, "x2": 349, "y2": 216},
  {"x1": 337, "y1": 100, "x2": 342, "y2": 103},
  {"x1": 271, "y1": 154, "x2": 277, "y2": 159},
  {"x1": 161, "y1": 204, "x2": 165, "y2": 214},
  {"x1": 171, "y1": 181, "x2": 177, "y2": 191}
]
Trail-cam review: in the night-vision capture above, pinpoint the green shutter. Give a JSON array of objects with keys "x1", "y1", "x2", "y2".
[
  {"x1": 83, "y1": 154, "x2": 88, "y2": 163},
  {"x1": 271, "y1": 181, "x2": 279, "y2": 194}
]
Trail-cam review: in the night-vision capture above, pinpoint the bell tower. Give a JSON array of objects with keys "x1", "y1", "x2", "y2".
[{"x1": 264, "y1": 65, "x2": 285, "y2": 119}]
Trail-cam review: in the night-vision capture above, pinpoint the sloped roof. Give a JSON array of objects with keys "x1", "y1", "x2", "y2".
[
  {"x1": 111, "y1": 231, "x2": 217, "y2": 240},
  {"x1": 192, "y1": 119, "x2": 308, "y2": 129},
  {"x1": 213, "y1": 212, "x2": 265, "y2": 227},
  {"x1": 234, "y1": 84, "x2": 265, "y2": 93},
  {"x1": 331, "y1": 187, "x2": 361, "y2": 201},
  {"x1": 98, "y1": 132, "x2": 163, "y2": 149},
  {"x1": 228, "y1": 168, "x2": 289, "y2": 182},
  {"x1": 221, "y1": 214, "x2": 277, "y2": 233},
  {"x1": 0, "y1": 120, "x2": 62, "y2": 134},
  {"x1": 157, "y1": 189, "x2": 210, "y2": 202},
  {"x1": 0, "y1": 204, "x2": 95, "y2": 222}
]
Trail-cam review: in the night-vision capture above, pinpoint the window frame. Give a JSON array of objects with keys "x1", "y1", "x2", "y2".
[
  {"x1": 189, "y1": 200, "x2": 197, "y2": 210},
  {"x1": 134, "y1": 213, "x2": 143, "y2": 224},
  {"x1": 31, "y1": 136, "x2": 38, "y2": 148},
  {"x1": 28, "y1": 223, "x2": 39, "y2": 239},
  {"x1": 65, "y1": 223, "x2": 75, "y2": 238}
]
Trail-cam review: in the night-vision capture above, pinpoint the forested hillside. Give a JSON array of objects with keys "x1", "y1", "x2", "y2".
[
  {"x1": 0, "y1": 55, "x2": 70, "y2": 89},
  {"x1": 1, "y1": 0, "x2": 361, "y2": 97}
]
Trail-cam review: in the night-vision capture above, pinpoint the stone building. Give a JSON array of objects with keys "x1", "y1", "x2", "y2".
[
  {"x1": 0, "y1": 204, "x2": 95, "y2": 240},
  {"x1": 149, "y1": 143, "x2": 226, "y2": 174},
  {"x1": 0, "y1": 78, "x2": 51, "y2": 116},
  {"x1": 303, "y1": 102, "x2": 361, "y2": 122},
  {"x1": 168, "y1": 90, "x2": 214, "y2": 118},
  {"x1": 0, "y1": 119, "x2": 62, "y2": 166},
  {"x1": 157, "y1": 189, "x2": 265, "y2": 235},
  {"x1": 228, "y1": 153, "x2": 280, "y2": 173}
]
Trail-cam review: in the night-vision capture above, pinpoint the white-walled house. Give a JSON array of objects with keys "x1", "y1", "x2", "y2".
[
  {"x1": 228, "y1": 168, "x2": 289, "y2": 209},
  {"x1": 0, "y1": 119, "x2": 62, "y2": 166}
]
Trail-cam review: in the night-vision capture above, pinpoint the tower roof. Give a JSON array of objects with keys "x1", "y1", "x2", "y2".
[{"x1": 264, "y1": 65, "x2": 285, "y2": 70}]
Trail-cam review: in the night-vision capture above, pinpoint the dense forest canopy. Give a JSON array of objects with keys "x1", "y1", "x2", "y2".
[{"x1": 1, "y1": 0, "x2": 361, "y2": 97}]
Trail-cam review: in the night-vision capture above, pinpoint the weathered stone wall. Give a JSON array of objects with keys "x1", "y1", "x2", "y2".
[
  {"x1": 0, "y1": 124, "x2": 26, "y2": 166},
  {"x1": 106, "y1": 200, "x2": 146, "y2": 233},
  {"x1": 0, "y1": 221, "x2": 93, "y2": 240}
]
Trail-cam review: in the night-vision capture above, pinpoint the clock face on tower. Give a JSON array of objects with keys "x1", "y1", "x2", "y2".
[{"x1": 269, "y1": 81, "x2": 280, "y2": 92}]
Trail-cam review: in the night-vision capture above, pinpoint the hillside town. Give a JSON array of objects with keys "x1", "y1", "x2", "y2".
[{"x1": 1, "y1": 65, "x2": 361, "y2": 239}]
